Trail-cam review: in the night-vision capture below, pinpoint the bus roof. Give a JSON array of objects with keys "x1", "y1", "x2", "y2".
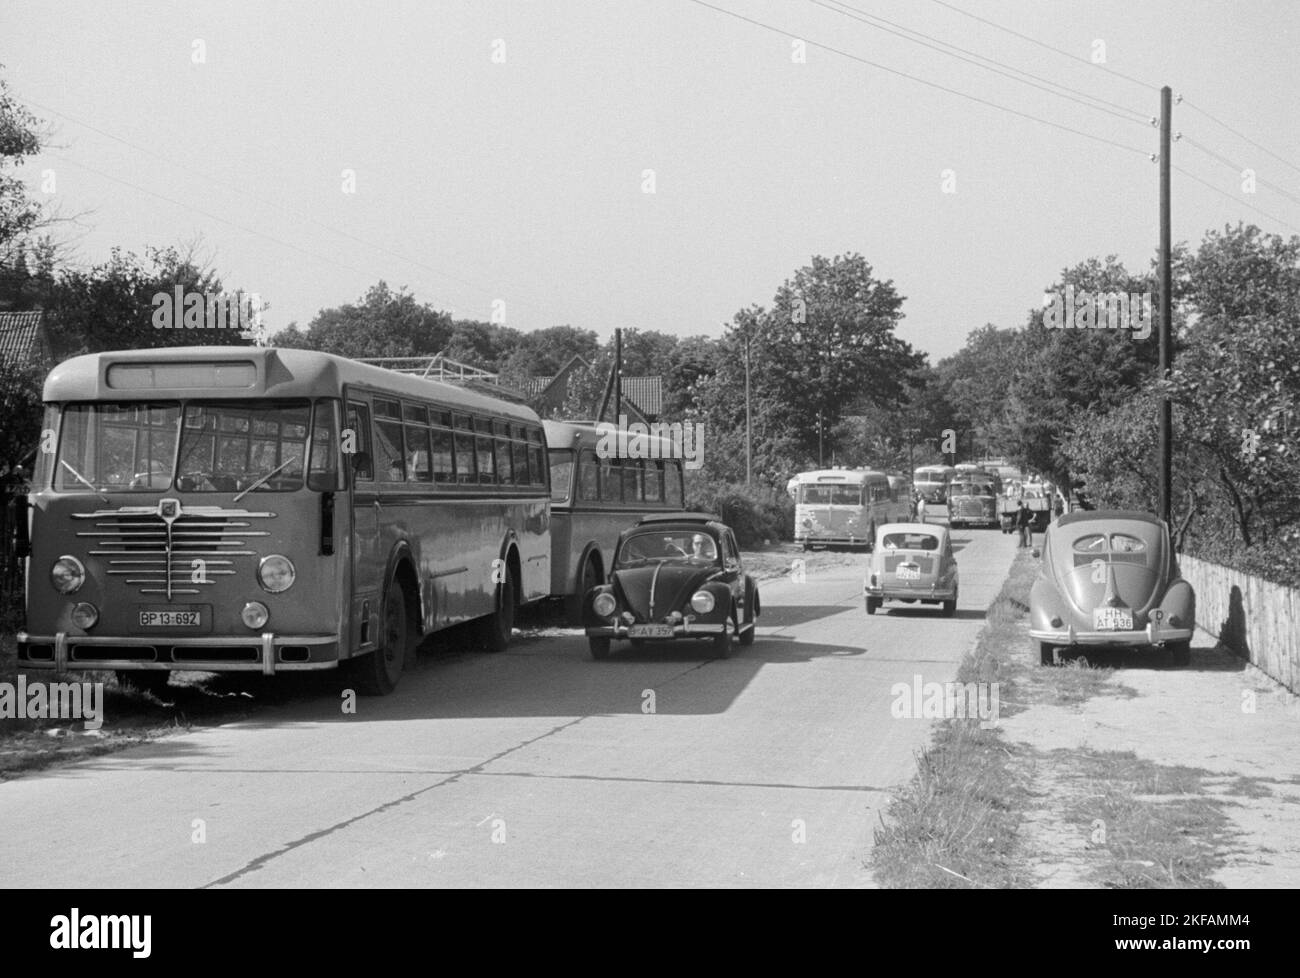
[
  {"x1": 791, "y1": 468, "x2": 887, "y2": 484},
  {"x1": 42, "y1": 346, "x2": 541, "y2": 423}
]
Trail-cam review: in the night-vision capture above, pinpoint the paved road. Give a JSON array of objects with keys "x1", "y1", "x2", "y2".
[{"x1": 1, "y1": 525, "x2": 1017, "y2": 888}]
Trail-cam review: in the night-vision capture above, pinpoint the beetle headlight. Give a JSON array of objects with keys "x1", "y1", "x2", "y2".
[
  {"x1": 51, "y1": 556, "x2": 86, "y2": 594},
  {"x1": 592, "y1": 592, "x2": 617, "y2": 617},
  {"x1": 258, "y1": 555, "x2": 296, "y2": 593},
  {"x1": 241, "y1": 601, "x2": 269, "y2": 629},
  {"x1": 691, "y1": 591, "x2": 715, "y2": 614},
  {"x1": 71, "y1": 602, "x2": 99, "y2": 629}
]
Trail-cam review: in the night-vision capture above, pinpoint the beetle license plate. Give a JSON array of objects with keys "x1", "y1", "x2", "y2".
[
  {"x1": 896, "y1": 566, "x2": 921, "y2": 581},
  {"x1": 629, "y1": 624, "x2": 673, "y2": 638},
  {"x1": 139, "y1": 608, "x2": 202, "y2": 627},
  {"x1": 1093, "y1": 607, "x2": 1133, "y2": 631}
]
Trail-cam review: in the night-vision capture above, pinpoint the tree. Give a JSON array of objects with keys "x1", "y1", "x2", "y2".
[
  {"x1": 273, "y1": 282, "x2": 452, "y2": 359},
  {"x1": 0, "y1": 71, "x2": 43, "y2": 258}
]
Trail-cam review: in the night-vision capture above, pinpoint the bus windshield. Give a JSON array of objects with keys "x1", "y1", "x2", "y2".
[
  {"x1": 800, "y1": 484, "x2": 863, "y2": 506},
  {"x1": 53, "y1": 399, "x2": 340, "y2": 493}
]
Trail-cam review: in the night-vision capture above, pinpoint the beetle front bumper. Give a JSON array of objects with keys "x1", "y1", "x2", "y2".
[
  {"x1": 586, "y1": 621, "x2": 730, "y2": 639},
  {"x1": 1028, "y1": 622, "x2": 1194, "y2": 647}
]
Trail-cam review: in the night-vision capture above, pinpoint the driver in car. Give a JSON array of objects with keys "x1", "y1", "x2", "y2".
[{"x1": 690, "y1": 534, "x2": 717, "y2": 561}]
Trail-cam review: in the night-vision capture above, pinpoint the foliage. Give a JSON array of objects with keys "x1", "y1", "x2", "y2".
[{"x1": 684, "y1": 475, "x2": 793, "y2": 547}]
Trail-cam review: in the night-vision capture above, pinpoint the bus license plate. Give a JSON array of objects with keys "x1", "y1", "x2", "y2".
[
  {"x1": 629, "y1": 624, "x2": 673, "y2": 638},
  {"x1": 896, "y1": 566, "x2": 921, "y2": 581},
  {"x1": 140, "y1": 609, "x2": 203, "y2": 628},
  {"x1": 1093, "y1": 607, "x2": 1132, "y2": 631}
]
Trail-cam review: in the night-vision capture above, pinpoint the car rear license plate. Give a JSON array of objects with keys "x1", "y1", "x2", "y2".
[
  {"x1": 1093, "y1": 607, "x2": 1133, "y2": 631},
  {"x1": 629, "y1": 624, "x2": 673, "y2": 638},
  {"x1": 139, "y1": 609, "x2": 203, "y2": 628},
  {"x1": 896, "y1": 566, "x2": 921, "y2": 581}
]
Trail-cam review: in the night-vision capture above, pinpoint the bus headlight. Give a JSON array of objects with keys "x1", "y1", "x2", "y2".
[
  {"x1": 241, "y1": 601, "x2": 270, "y2": 629},
  {"x1": 592, "y1": 592, "x2": 617, "y2": 618},
  {"x1": 71, "y1": 602, "x2": 99, "y2": 629},
  {"x1": 691, "y1": 591, "x2": 715, "y2": 614},
  {"x1": 51, "y1": 556, "x2": 86, "y2": 594},
  {"x1": 258, "y1": 555, "x2": 296, "y2": 593}
]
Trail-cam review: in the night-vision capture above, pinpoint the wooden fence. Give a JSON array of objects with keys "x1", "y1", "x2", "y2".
[{"x1": 1180, "y1": 554, "x2": 1298, "y2": 694}]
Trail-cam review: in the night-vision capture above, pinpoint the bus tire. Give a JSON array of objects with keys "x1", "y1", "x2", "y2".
[
  {"x1": 115, "y1": 670, "x2": 171, "y2": 698},
  {"x1": 352, "y1": 581, "x2": 407, "y2": 696},
  {"x1": 565, "y1": 553, "x2": 600, "y2": 626},
  {"x1": 478, "y1": 562, "x2": 516, "y2": 652}
]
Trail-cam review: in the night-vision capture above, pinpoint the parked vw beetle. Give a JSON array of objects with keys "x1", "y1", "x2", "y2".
[
  {"x1": 583, "y1": 513, "x2": 759, "y2": 660},
  {"x1": 1029, "y1": 510, "x2": 1195, "y2": 666},
  {"x1": 864, "y1": 522, "x2": 959, "y2": 616}
]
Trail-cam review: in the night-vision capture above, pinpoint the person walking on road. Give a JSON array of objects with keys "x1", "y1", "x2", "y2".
[
  {"x1": 1015, "y1": 500, "x2": 1034, "y2": 548},
  {"x1": 916, "y1": 495, "x2": 928, "y2": 524}
]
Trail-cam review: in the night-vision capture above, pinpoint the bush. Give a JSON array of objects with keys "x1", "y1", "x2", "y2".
[{"x1": 684, "y1": 476, "x2": 792, "y2": 547}]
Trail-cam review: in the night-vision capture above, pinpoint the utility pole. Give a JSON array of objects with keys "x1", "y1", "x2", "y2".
[
  {"x1": 613, "y1": 327, "x2": 622, "y2": 427},
  {"x1": 1159, "y1": 86, "x2": 1173, "y2": 526}
]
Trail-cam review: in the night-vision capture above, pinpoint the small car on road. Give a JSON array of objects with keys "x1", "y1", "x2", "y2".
[
  {"x1": 864, "y1": 522, "x2": 959, "y2": 616},
  {"x1": 1029, "y1": 510, "x2": 1195, "y2": 666},
  {"x1": 583, "y1": 513, "x2": 759, "y2": 660}
]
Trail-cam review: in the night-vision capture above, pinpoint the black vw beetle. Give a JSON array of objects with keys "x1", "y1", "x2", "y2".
[{"x1": 583, "y1": 513, "x2": 760, "y2": 660}]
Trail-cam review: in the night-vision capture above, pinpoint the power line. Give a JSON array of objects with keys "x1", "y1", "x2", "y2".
[
  {"x1": 812, "y1": 0, "x2": 1150, "y2": 125},
  {"x1": 927, "y1": 0, "x2": 1159, "y2": 92},
  {"x1": 684, "y1": 0, "x2": 1151, "y2": 159},
  {"x1": 1172, "y1": 163, "x2": 1300, "y2": 235},
  {"x1": 928, "y1": 2, "x2": 1300, "y2": 188},
  {"x1": 1182, "y1": 102, "x2": 1300, "y2": 180},
  {"x1": 1182, "y1": 136, "x2": 1300, "y2": 209}
]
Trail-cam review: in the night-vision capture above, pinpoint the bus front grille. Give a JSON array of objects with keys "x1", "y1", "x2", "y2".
[{"x1": 73, "y1": 505, "x2": 274, "y2": 596}]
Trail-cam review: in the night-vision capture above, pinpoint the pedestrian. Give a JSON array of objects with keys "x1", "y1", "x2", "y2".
[
  {"x1": 916, "y1": 494, "x2": 928, "y2": 524},
  {"x1": 1015, "y1": 499, "x2": 1033, "y2": 548}
]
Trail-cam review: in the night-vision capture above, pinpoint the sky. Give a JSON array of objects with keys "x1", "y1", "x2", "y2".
[{"x1": 3, "y1": 0, "x2": 1298, "y2": 362}]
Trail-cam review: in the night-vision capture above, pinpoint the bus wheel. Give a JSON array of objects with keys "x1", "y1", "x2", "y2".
[
  {"x1": 565, "y1": 554, "x2": 600, "y2": 626},
  {"x1": 353, "y1": 582, "x2": 407, "y2": 695},
  {"x1": 116, "y1": 670, "x2": 171, "y2": 698},
  {"x1": 478, "y1": 563, "x2": 516, "y2": 652}
]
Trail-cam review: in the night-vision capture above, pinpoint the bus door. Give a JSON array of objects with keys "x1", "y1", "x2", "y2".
[{"x1": 346, "y1": 398, "x2": 382, "y2": 651}]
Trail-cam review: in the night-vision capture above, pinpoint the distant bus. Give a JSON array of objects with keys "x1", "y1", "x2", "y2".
[
  {"x1": 793, "y1": 469, "x2": 909, "y2": 550},
  {"x1": 947, "y1": 474, "x2": 1000, "y2": 529},
  {"x1": 16, "y1": 346, "x2": 550, "y2": 696},
  {"x1": 545, "y1": 420, "x2": 686, "y2": 622},
  {"x1": 914, "y1": 464, "x2": 957, "y2": 504}
]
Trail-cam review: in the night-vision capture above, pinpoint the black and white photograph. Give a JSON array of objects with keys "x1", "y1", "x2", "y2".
[{"x1": 0, "y1": 0, "x2": 1293, "y2": 935}]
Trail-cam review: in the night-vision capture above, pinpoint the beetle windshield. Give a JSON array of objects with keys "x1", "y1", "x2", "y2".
[{"x1": 616, "y1": 529, "x2": 720, "y2": 568}]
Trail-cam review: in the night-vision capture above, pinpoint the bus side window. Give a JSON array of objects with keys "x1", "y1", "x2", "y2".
[
  {"x1": 454, "y1": 432, "x2": 476, "y2": 483},
  {"x1": 664, "y1": 460, "x2": 683, "y2": 508},
  {"x1": 512, "y1": 438, "x2": 529, "y2": 486},
  {"x1": 373, "y1": 399, "x2": 405, "y2": 482},
  {"x1": 346, "y1": 402, "x2": 374, "y2": 481},
  {"x1": 644, "y1": 460, "x2": 662, "y2": 503},
  {"x1": 430, "y1": 428, "x2": 455, "y2": 483},
  {"x1": 599, "y1": 459, "x2": 620, "y2": 502},
  {"x1": 578, "y1": 450, "x2": 599, "y2": 501}
]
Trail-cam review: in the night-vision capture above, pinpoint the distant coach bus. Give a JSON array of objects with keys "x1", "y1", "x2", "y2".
[
  {"x1": 792, "y1": 469, "x2": 909, "y2": 550},
  {"x1": 914, "y1": 464, "x2": 956, "y2": 504},
  {"x1": 15, "y1": 346, "x2": 551, "y2": 696}
]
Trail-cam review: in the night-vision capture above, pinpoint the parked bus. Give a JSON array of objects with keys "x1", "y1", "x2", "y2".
[
  {"x1": 15, "y1": 346, "x2": 550, "y2": 696},
  {"x1": 913, "y1": 464, "x2": 956, "y2": 505},
  {"x1": 793, "y1": 469, "x2": 909, "y2": 550},
  {"x1": 545, "y1": 420, "x2": 686, "y2": 623}
]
